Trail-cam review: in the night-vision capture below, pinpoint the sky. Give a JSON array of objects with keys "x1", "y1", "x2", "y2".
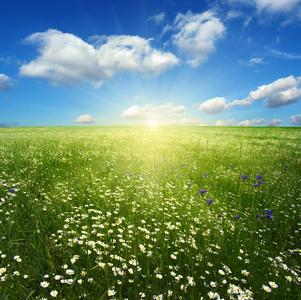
[{"x1": 1, "y1": 0, "x2": 301, "y2": 127}]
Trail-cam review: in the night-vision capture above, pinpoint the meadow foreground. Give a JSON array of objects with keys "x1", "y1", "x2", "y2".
[{"x1": 0, "y1": 126, "x2": 300, "y2": 299}]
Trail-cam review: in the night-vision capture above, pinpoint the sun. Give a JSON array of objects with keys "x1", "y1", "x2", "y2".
[{"x1": 148, "y1": 120, "x2": 157, "y2": 127}]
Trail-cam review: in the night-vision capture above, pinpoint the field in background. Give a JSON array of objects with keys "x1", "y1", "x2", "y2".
[{"x1": 0, "y1": 126, "x2": 300, "y2": 299}]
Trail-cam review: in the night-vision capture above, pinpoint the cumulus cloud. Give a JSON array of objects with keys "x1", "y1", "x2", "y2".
[
  {"x1": 19, "y1": 29, "x2": 179, "y2": 87},
  {"x1": 215, "y1": 118, "x2": 235, "y2": 126},
  {"x1": 266, "y1": 119, "x2": 283, "y2": 126},
  {"x1": 237, "y1": 118, "x2": 264, "y2": 126},
  {"x1": 172, "y1": 11, "x2": 226, "y2": 67},
  {"x1": 72, "y1": 115, "x2": 94, "y2": 123},
  {"x1": 198, "y1": 97, "x2": 228, "y2": 114},
  {"x1": 0, "y1": 74, "x2": 13, "y2": 91},
  {"x1": 231, "y1": 75, "x2": 301, "y2": 108},
  {"x1": 121, "y1": 103, "x2": 186, "y2": 120},
  {"x1": 168, "y1": 118, "x2": 206, "y2": 126},
  {"x1": 290, "y1": 114, "x2": 301, "y2": 125}
]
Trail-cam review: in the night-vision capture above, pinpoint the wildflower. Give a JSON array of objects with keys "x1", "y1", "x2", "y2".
[
  {"x1": 218, "y1": 269, "x2": 225, "y2": 275},
  {"x1": 269, "y1": 281, "x2": 278, "y2": 288},
  {"x1": 208, "y1": 291, "x2": 216, "y2": 299},
  {"x1": 50, "y1": 290, "x2": 58, "y2": 297},
  {"x1": 65, "y1": 269, "x2": 74, "y2": 275},
  {"x1": 285, "y1": 276, "x2": 292, "y2": 282},
  {"x1": 13, "y1": 271, "x2": 20, "y2": 276},
  {"x1": 241, "y1": 270, "x2": 249, "y2": 276},
  {"x1": 240, "y1": 175, "x2": 248, "y2": 181},
  {"x1": 199, "y1": 189, "x2": 207, "y2": 194},
  {"x1": 262, "y1": 284, "x2": 271, "y2": 292},
  {"x1": 9, "y1": 189, "x2": 15, "y2": 193},
  {"x1": 264, "y1": 214, "x2": 274, "y2": 219},
  {"x1": 206, "y1": 198, "x2": 214, "y2": 205},
  {"x1": 40, "y1": 281, "x2": 50, "y2": 288},
  {"x1": 234, "y1": 215, "x2": 240, "y2": 219},
  {"x1": 255, "y1": 175, "x2": 263, "y2": 179},
  {"x1": 156, "y1": 274, "x2": 163, "y2": 279}
]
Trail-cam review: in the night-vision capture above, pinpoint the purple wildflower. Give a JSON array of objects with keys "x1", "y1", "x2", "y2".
[
  {"x1": 254, "y1": 184, "x2": 259, "y2": 188},
  {"x1": 265, "y1": 210, "x2": 273, "y2": 215},
  {"x1": 204, "y1": 174, "x2": 208, "y2": 178},
  {"x1": 188, "y1": 183, "x2": 192, "y2": 187},
  {"x1": 181, "y1": 164, "x2": 185, "y2": 167},
  {"x1": 264, "y1": 214, "x2": 274, "y2": 219},
  {"x1": 256, "y1": 214, "x2": 261, "y2": 218},
  {"x1": 240, "y1": 175, "x2": 248, "y2": 181},
  {"x1": 255, "y1": 175, "x2": 263, "y2": 179},
  {"x1": 230, "y1": 165, "x2": 234, "y2": 168},
  {"x1": 199, "y1": 189, "x2": 207, "y2": 195},
  {"x1": 257, "y1": 180, "x2": 264, "y2": 185},
  {"x1": 206, "y1": 198, "x2": 214, "y2": 205},
  {"x1": 234, "y1": 215, "x2": 240, "y2": 219},
  {"x1": 285, "y1": 165, "x2": 288, "y2": 168},
  {"x1": 9, "y1": 189, "x2": 15, "y2": 193}
]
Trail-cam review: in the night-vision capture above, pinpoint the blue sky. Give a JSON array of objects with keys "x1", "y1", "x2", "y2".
[{"x1": 1, "y1": 0, "x2": 301, "y2": 127}]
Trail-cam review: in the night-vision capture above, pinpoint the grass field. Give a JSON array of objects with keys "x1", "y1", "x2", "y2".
[{"x1": 0, "y1": 126, "x2": 300, "y2": 300}]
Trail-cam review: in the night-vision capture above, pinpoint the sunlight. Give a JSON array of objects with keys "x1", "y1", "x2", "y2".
[{"x1": 148, "y1": 120, "x2": 157, "y2": 127}]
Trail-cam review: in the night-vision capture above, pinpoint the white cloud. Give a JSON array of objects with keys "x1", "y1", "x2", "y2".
[
  {"x1": 148, "y1": 12, "x2": 165, "y2": 24},
  {"x1": 72, "y1": 115, "x2": 94, "y2": 123},
  {"x1": 231, "y1": 75, "x2": 301, "y2": 108},
  {"x1": 20, "y1": 29, "x2": 179, "y2": 87},
  {"x1": 290, "y1": 114, "x2": 301, "y2": 125},
  {"x1": 121, "y1": 103, "x2": 186, "y2": 120},
  {"x1": 198, "y1": 97, "x2": 228, "y2": 114},
  {"x1": 254, "y1": 0, "x2": 301, "y2": 13},
  {"x1": 0, "y1": 74, "x2": 13, "y2": 91},
  {"x1": 215, "y1": 118, "x2": 235, "y2": 126},
  {"x1": 168, "y1": 118, "x2": 207, "y2": 126},
  {"x1": 172, "y1": 11, "x2": 226, "y2": 67},
  {"x1": 121, "y1": 105, "x2": 155, "y2": 119},
  {"x1": 237, "y1": 118, "x2": 264, "y2": 126},
  {"x1": 249, "y1": 57, "x2": 265, "y2": 65},
  {"x1": 169, "y1": 105, "x2": 186, "y2": 116},
  {"x1": 266, "y1": 119, "x2": 282, "y2": 126}
]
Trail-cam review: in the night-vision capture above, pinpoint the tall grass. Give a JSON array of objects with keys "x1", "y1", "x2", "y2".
[{"x1": 0, "y1": 126, "x2": 300, "y2": 299}]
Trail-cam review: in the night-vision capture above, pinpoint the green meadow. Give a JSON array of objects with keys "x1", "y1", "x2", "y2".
[{"x1": 0, "y1": 126, "x2": 300, "y2": 300}]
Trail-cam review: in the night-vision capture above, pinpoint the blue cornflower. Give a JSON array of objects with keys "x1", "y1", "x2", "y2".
[
  {"x1": 204, "y1": 174, "x2": 208, "y2": 177},
  {"x1": 240, "y1": 175, "x2": 248, "y2": 181},
  {"x1": 234, "y1": 215, "x2": 240, "y2": 219},
  {"x1": 264, "y1": 214, "x2": 274, "y2": 219},
  {"x1": 9, "y1": 189, "x2": 15, "y2": 193},
  {"x1": 255, "y1": 175, "x2": 263, "y2": 179},
  {"x1": 181, "y1": 164, "x2": 185, "y2": 167},
  {"x1": 199, "y1": 189, "x2": 207, "y2": 195},
  {"x1": 188, "y1": 183, "x2": 192, "y2": 187},
  {"x1": 206, "y1": 198, "x2": 214, "y2": 205},
  {"x1": 230, "y1": 165, "x2": 234, "y2": 168},
  {"x1": 258, "y1": 180, "x2": 264, "y2": 185},
  {"x1": 265, "y1": 210, "x2": 273, "y2": 215},
  {"x1": 254, "y1": 184, "x2": 259, "y2": 187}
]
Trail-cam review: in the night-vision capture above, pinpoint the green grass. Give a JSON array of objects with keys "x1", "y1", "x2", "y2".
[{"x1": 0, "y1": 126, "x2": 300, "y2": 299}]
